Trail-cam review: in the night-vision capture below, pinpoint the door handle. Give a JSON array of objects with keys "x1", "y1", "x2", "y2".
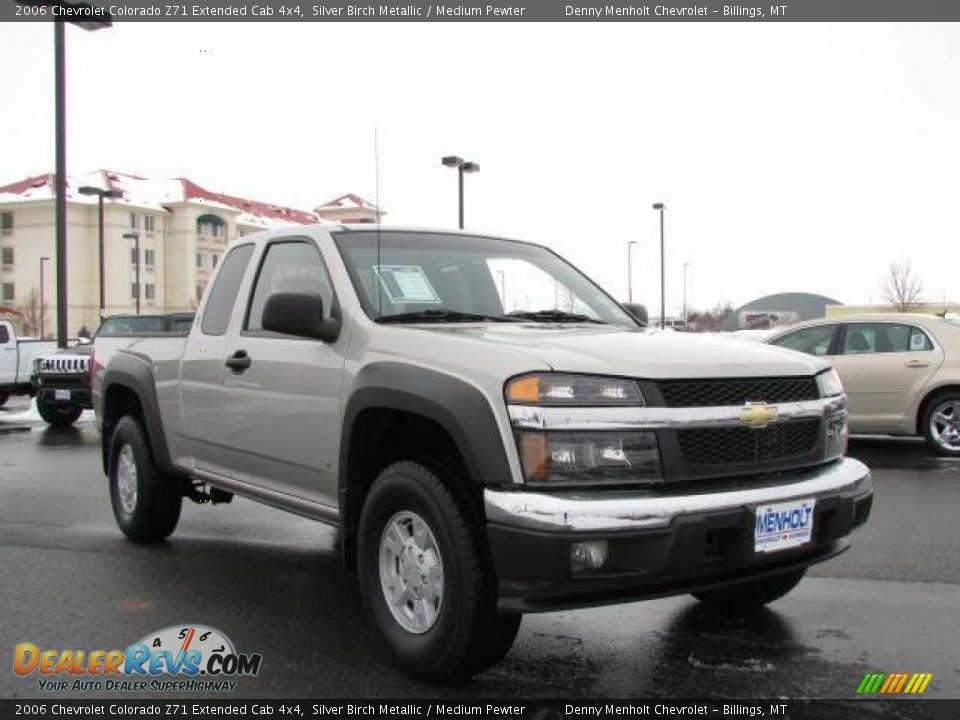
[
  {"x1": 905, "y1": 360, "x2": 929, "y2": 368},
  {"x1": 225, "y1": 350, "x2": 251, "y2": 373}
]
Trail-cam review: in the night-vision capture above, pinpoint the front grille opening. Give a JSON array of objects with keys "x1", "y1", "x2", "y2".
[
  {"x1": 677, "y1": 419, "x2": 821, "y2": 465},
  {"x1": 657, "y1": 377, "x2": 819, "y2": 407}
]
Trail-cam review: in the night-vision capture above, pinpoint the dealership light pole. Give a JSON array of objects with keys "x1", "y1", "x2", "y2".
[
  {"x1": 683, "y1": 262, "x2": 691, "y2": 324},
  {"x1": 15, "y1": 2, "x2": 114, "y2": 347},
  {"x1": 123, "y1": 232, "x2": 140, "y2": 315},
  {"x1": 79, "y1": 186, "x2": 122, "y2": 320},
  {"x1": 652, "y1": 202, "x2": 665, "y2": 329},
  {"x1": 441, "y1": 156, "x2": 479, "y2": 229},
  {"x1": 627, "y1": 240, "x2": 638, "y2": 304},
  {"x1": 39, "y1": 256, "x2": 50, "y2": 339}
]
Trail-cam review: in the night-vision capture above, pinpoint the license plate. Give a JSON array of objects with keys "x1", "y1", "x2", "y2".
[
  {"x1": 54, "y1": 389, "x2": 71, "y2": 401},
  {"x1": 754, "y1": 498, "x2": 815, "y2": 553}
]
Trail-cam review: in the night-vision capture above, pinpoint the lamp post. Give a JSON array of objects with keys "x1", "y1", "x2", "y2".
[
  {"x1": 39, "y1": 256, "x2": 50, "y2": 339},
  {"x1": 441, "y1": 156, "x2": 479, "y2": 229},
  {"x1": 78, "y1": 186, "x2": 122, "y2": 320},
  {"x1": 123, "y1": 232, "x2": 140, "y2": 315},
  {"x1": 683, "y1": 262, "x2": 691, "y2": 324},
  {"x1": 15, "y1": 2, "x2": 113, "y2": 347},
  {"x1": 627, "y1": 240, "x2": 638, "y2": 304},
  {"x1": 652, "y1": 202, "x2": 665, "y2": 329}
]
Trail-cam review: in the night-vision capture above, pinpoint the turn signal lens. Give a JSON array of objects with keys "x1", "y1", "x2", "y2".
[{"x1": 506, "y1": 374, "x2": 645, "y2": 406}]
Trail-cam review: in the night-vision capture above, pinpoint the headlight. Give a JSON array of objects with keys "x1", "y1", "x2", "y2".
[
  {"x1": 816, "y1": 368, "x2": 844, "y2": 398},
  {"x1": 516, "y1": 430, "x2": 661, "y2": 485},
  {"x1": 505, "y1": 373, "x2": 645, "y2": 406}
]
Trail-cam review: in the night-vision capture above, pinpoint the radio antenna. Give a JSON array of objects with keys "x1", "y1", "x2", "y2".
[{"x1": 375, "y1": 124, "x2": 382, "y2": 316}]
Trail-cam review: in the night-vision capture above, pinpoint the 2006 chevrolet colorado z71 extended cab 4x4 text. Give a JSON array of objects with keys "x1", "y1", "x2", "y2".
[{"x1": 94, "y1": 226, "x2": 872, "y2": 680}]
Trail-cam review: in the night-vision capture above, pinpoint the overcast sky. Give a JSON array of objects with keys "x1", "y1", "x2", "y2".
[{"x1": 1, "y1": 22, "x2": 958, "y2": 315}]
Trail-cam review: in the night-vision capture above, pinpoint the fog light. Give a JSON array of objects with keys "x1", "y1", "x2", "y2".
[{"x1": 571, "y1": 540, "x2": 608, "y2": 573}]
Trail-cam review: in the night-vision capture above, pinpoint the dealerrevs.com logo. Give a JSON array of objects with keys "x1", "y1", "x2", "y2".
[{"x1": 13, "y1": 624, "x2": 262, "y2": 693}]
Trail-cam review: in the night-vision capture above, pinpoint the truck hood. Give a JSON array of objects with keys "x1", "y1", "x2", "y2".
[{"x1": 415, "y1": 324, "x2": 829, "y2": 379}]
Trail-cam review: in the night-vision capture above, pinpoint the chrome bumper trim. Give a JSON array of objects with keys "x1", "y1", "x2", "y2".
[{"x1": 484, "y1": 457, "x2": 871, "y2": 533}]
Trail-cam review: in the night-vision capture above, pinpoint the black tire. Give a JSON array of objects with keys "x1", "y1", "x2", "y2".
[
  {"x1": 921, "y1": 391, "x2": 960, "y2": 457},
  {"x1": 692, "y1": 568, "x2": 806, "y2": 611},
  {"x1": 37, "y1": 396, "x2": 82, "y2": 427},
  {"x1": 357, "y1": 459, "x2": 521, "y2": 681},
  {"x1": 108, "y1": 415, "x2": 182, "y2": 542},
  {"x1": 0, "y1": 393, "x2": 8, "y2": 408}
]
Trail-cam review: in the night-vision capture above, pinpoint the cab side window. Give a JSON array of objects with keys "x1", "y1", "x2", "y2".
[
  {"x1": 841, "y1": 323, "x2": 933, "y2": 355},
  {"x1": 772, "y1": 325, "x2": 836, "y2": 356},
  {"x1": 200, "y1": 244, "x2": 255, "y2": 336},
  {"x1": 245, "y1": 240, "x2": 335, "y2": 332}
]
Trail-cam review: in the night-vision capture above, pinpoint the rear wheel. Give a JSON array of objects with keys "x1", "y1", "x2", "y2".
[
  {"x1": 108, "y1": 415, "x2": 182, "y2": 542},
  {"x1": 357, "y1": 459, "x2": 521, "y2": 680},
  {"x1": 692, "y1": 568, "x2": 806, "y2": 611},
  {"x1": 922, "y1": 392, "x2": 960, "y2": 457},
  {"x1": 37, "y1": 396, "x2": 82, "y2": 427}
]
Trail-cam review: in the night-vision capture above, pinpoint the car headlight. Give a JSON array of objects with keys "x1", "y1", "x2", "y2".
[
  {"x1": 516, "y1": 430, "x2": 661, "y2": 485},
  {"x1": 505, "y1": 373, "x2": 645, "y2": 406},
  {"x1": 816, "y1": 368, "x2": 844, "y2": 398}
]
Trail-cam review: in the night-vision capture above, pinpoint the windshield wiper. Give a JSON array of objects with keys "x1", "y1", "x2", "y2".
[
  {"x1": 506, "y1": 310, "x2": 607, "y2": 324},
  {"x1": 377, "y1": 309, "x2": 522, "y2": 324}
]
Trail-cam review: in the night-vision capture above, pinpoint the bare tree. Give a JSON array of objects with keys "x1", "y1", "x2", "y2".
[
  {"x1": 16, "y1": 288, "x2": 48, "y2": 338},
  {"x1": 882, "y1": 259, "x2": 924, "y2": 312}
]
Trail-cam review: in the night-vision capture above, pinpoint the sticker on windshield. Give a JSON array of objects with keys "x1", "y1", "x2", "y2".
[{"x1": 373, "y1": 265, "x2": 441, "y2": 304}]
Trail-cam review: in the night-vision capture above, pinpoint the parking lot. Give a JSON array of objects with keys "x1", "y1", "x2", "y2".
[{"x1": 2, "y1": 397, "x2": 959, "y2": 701}]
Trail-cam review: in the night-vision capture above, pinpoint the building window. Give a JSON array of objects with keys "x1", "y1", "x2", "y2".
[
  {"x1": 144, "y1": 215, "x2": 155, "y2": 233},
  {"x1": 1, "y1": 247, "x2": 12, "y2": 267},
  {"x1": 196, "y1": 252, "x2": 204, "y2": 269},
  {"x1": 129, "y1": 213, "x2": 139, "y2": 229},
  {"x1": 144, "y1": 249, "x2": 155, "y2": 267},
  {"x1": 131, "y1": 283, "x2": 138, "y2": 300},
  {"x1": 196, "y1": 284, "x2": 206, "y2": 302},
  {"x1": 131, "y1": 247, "x2": 139, "y2": 265},
  {"x1": 2, "y1": 283, "x2": 15, "y2": 302},
  {"x1": 212, "y1": 253, "x2": 219, "y2": 268},
  {"x1": 0, "y1": 212, "x2": 12, "y2": 236},
  {"x1": 145, "y1": 284, "x2": 155, "y2": 301}
]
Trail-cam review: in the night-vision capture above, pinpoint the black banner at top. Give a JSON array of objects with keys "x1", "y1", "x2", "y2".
[{"x1": 7, "y1": 0, "x2": 960, "y2": 22}]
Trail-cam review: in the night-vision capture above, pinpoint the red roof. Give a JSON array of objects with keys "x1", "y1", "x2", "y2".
[
  {"x1": 0, "y1": 173, "x2": 55, "y2": 196},
  {"x1": 180, "y1": 178, "x2": 318, "y2": 225}
]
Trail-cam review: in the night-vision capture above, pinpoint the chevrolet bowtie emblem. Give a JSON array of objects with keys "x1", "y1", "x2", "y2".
[{"x1": 739, "y1": 402, "x2": 778, "y2": 427}]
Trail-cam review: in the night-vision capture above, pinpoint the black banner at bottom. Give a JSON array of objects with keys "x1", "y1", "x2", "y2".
[{"x1": 2, "y1": 699, "x2": 959, "y2": 720}]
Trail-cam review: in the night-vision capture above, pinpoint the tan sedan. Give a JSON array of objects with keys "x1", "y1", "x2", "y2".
[{"x1": 767, "y1": 314, "x2": 960, "y2": 455}]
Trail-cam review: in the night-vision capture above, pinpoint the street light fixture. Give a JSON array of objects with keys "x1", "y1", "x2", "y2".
[
  {"x1": 123, "y1": 232, "x2": 140, "y2": 315},
  {"x1": 39, "y1": 257, "x2": 51, "y2": 339},
  {"x1": 627, "y1": 241, "x2": 638, "y2": 304},
  {"x1": 15, "y1": 0, "x2": 113, "y2": 347},
  {"x1": 441, "y1": 155, "x2": 479, "y2": 229},
  {"x1": 652, "y1": 202, "x2": 666, "y2": 329},
  {"x1": 78, "y1": 185, "x2": 122, "y2": 320}
]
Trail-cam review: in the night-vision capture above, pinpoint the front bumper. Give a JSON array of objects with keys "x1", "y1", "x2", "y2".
[{"x1": 484, "y1": 457, "x2": 872, "y2": 612}]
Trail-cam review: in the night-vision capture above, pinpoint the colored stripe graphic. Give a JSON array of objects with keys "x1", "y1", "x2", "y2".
[{"x1": 857, "y1": 672, "x2": 932, "y2": 694}]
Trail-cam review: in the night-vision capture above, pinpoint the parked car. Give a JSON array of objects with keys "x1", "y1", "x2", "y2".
[
  {"x1": 767, "y1": 314, "x2": 960, "y2": 455},
  {"x1": 32, "y1": 313, "x2": 194, "y2": 427},
  {"x1": 0, "y1": 320, "x2": 57, "y2": 408},
  {"x1": 94, "y1": 226, "x2": 872, "y2": 680}
]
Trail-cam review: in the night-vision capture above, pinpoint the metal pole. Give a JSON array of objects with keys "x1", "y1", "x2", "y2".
[
  {"x1": 98, "y1": 194, "x2": 105, "y2": 318},
  {"x1": 683, "y1": 262, "x2": 689, "y2": 324},
  {"x1": 458, "y1": 166, "x2": 464, "y2": 229},
  {"x1": 39, "y1": 258, "x2": 47, "y2": 338},
  {"x1": 54, "y1": 20, "x2": 68, "y2": 348},
  {"x1": 659, "y1": 208, "x2": 665, "y2": 330},
  {"x1": 135, "y1": 234, "x2": 141, "y2": 315}
]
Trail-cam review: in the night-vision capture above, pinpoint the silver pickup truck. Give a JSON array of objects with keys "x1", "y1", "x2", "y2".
[{"x1": 94, "y1": 226, "x2": 872, "y2": 680}]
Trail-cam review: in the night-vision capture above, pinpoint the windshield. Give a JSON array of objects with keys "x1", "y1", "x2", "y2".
[
  {"x1": 96, "y1": 316, "x2": 166, "y2": 336},
  {"x1": 333, "y1": 231, "x2": 637, "y2": 327}
]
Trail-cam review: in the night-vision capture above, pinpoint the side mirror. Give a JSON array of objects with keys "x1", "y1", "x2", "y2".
[{"x1": 262, "y1": 292, "x2": 341, "y2": 343}]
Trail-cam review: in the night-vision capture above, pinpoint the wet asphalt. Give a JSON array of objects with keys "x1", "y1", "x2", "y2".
[{"x1": 1, "y1": 398, "x2": 959, "y2": 705}]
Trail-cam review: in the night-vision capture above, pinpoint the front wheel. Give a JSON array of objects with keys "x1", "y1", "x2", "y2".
[
  {"x1": 692, "y1": 568, "x2": 806, "y2": 611},
  {"x1": 37, "y1": 396, "x2": 82, "y2": 427},
  {"x1": 108, "y1": 415, "x2": 182, "y2": 542},
  {"x1": 922, "y1": 392, "x2": 960, "y2": 457},
  {"x1": 357, "y1": 459, "x2": 521, "y2": 681}
]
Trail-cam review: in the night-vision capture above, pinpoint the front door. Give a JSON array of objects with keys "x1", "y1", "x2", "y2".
[{"x1": 220, "y1": 238, "x2": 344, "y2": 508}]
